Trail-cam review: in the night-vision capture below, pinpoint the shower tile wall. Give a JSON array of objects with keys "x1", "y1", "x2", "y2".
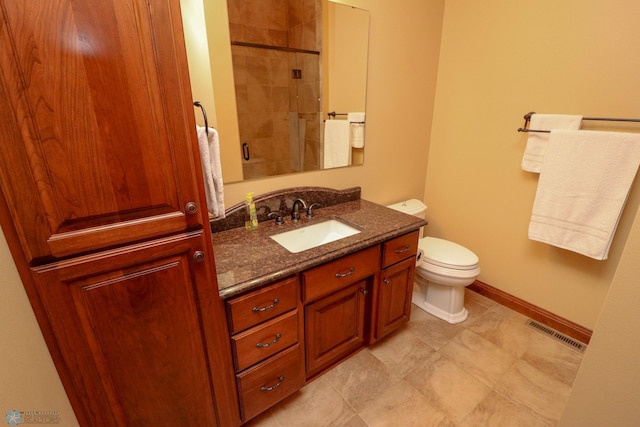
[{"x1": 227, "y1": 0, "x2": 322, "y2": 180}]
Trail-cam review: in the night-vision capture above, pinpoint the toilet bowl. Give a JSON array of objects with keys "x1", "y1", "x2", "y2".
[{"x1": 387, "y1": 200, "x2": 480, "y2": 324}]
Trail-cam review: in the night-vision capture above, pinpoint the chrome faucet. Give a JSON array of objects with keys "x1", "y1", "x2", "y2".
[{"x1": 291, "y1": 198, "x2": 307, "y2": 222}]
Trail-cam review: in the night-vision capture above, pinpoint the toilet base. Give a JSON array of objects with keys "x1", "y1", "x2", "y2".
[
  {"x1": 412, "y1": 294, "x2": 468, "y2": 324},
  {"x1": 412, "y1": 277, "x2": 469, "y2": 324}
]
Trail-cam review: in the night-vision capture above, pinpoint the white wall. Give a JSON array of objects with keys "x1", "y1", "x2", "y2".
[{"x1": 559, "y1": 207, "x2": 640, "y2": 426}]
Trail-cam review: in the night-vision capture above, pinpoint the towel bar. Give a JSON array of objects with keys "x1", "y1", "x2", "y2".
[
  {"x1": 193, "y1": 101, "x2": 209, "y2": 135},
  {"x1": 327, "y1": 111, "x2": 365, "y2": 124},
  {"x1": 518, "y1": 111, "x2": 640, "y2": 133}
]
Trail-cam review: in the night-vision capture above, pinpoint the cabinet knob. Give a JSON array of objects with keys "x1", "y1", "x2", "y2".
[
  {"x1": 193, "y1": 251, "x2": 205, "y2": 263},
  {"x1": 185, "y1": 201, "x2": 198, "y2": 214},
  {"x1": 384, "y1": 278, "x2": 391, "y2": 285},
  {"x1": 360, "y1": 288, "x2": 368, "y2": 295}
]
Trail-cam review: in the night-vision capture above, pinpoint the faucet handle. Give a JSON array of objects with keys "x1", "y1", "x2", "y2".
[
  {"x1": 268, "y1": 211, "x2": 285, "y2": 225},
  {"x1": 306, "y1": 203, "x2": 321, "y2": 218}
]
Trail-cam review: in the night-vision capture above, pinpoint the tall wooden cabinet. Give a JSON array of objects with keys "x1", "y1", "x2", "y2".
[{"x1": 0, "y1": 0, "x2": 239, "y2": 425}]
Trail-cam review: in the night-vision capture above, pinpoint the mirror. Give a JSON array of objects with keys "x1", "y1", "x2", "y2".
[{"x1": 180, "y1": 0, "x2": 370, "y2": 183}]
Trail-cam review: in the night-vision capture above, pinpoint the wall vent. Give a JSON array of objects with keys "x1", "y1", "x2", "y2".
[{"x1": 525, "y1": 319, "x2": 587, "y2": 353}]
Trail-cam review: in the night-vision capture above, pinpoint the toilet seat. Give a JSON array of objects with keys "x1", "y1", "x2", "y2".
[{"x1": 418, "y1": 237, "x2": 479, "y2": 271}]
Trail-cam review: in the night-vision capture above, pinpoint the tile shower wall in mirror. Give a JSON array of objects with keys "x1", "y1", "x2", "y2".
[
  {"x1": 230, "y1": 47, "x2": 321, "y2": 179},
  {"x1": 228, "y1": 0, "x2": 322, "y2": 179},
  {"x1": 181, "y1": 0, "x2": 369, "y2": 183}
]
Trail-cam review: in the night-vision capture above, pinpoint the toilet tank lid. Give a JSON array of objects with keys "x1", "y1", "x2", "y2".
[{"x1": 386, "y1": 199, "x2": 427, "y2": 216}]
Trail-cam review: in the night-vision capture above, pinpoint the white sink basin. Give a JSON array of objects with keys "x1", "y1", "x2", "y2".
[{"x1": 270, "y1": 219, "x2": 361, "y2": 253}]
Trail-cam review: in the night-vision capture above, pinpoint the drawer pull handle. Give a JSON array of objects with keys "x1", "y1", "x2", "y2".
[
  {"x1": 384, "y1": 278, "x2": 391, "y2": 285},
  {"x1": 256, "y1": 333, "x2": 282, "y2": 348},
  {"x1": 261, "y1": 376, "x2": 285, "y2": 392},
  {"x1": 394, "y1": 245, "x2": 411, "y2": 253},
  {"x1": 335, "y1": 267, "x2": 355, "y2": 278},
  {"x1": 252, "y1": 298, "x2": 280, "y2": 312}
]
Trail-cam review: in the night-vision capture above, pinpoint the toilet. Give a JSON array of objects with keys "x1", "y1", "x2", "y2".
[{"x1": 387, "y1": 200, "x2": 480, "y2": 324}]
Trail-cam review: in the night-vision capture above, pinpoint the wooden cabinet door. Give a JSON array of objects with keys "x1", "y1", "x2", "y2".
[
  {"x1": 377, "y1": 257, "x2": 415, "y2": 339},
  {"x1": 31, "y1": 231, "x2": 220, "y2": 426},
  {"x1": 0, "y1": 0, "x2": 203, "y2": 262},
  {"x1": 305, "y1": 280, "x2": 369, "y2": 379}
]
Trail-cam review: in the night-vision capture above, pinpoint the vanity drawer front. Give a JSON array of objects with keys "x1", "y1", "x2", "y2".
[
  {"x1": 232, "y1": 309, "x2": 299, "y2": 372},
  {"x1": 236, "y1": 343, "x2": 304, "y2": 422},
  {"x1": 382, "y1": 230, "x2": 419, "y2": 268},
  {"x1": 302, "y1": 245, "x2": 380, "y2": 302},
  {"x1": 227, "y1": 275, "x2": 299, "y2": 334}
]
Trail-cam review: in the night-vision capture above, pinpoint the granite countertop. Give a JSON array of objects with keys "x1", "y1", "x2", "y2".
[{"x1": 212, "y1": 198, "x2": 425, "y2": 298}]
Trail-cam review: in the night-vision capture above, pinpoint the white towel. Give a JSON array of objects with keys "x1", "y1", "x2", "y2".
[
  {"x1": 521, "y1": 114, "x2": 583, "y2": 172},
  {"x1": 528, "y1": 130, "x2": 640, "y2": 260},
  {"x1": 323, "y1": 120, "x2": 350, "y2": 168},
  {"x1": 196, "y1": 126, "x2": 225, "y2": 218}
]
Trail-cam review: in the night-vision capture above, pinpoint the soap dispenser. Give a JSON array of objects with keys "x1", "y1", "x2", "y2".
[{"x1": 245, "y1": 192, "x2": 258, "y2": 230}]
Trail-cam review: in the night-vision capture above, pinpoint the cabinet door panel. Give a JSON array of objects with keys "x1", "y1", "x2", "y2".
[
  {"x1": 305, "y1": 281, "x2": 368, "y2": 378},
  {"x1": 377, "y1": 257, "x2": 415, "y2": 339},
  {"x1": 31, "y1": 232, "x2": 219, "y2": 426},
  {"x1": 0, "y1": 0, "x2": 202, "y2": 261}
]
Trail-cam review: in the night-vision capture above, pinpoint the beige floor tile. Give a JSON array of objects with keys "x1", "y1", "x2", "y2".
[
  {"x1": 358, "y1": 380, "x2": 454, "y2": 427},
  {"x1": 404, "y1": 352, "x2": 492, "y2": 424},
  {"x1": 267, "y1": 376, "x2": 359, "y2": 427},
  {"x1": 521, "y1": 330, "x2": 584, "y2": 387},
  {"x1": 463, "y1": 290, "x2": 497, "y2": 322},
  {"x1": 243, "y1": 409, "x2": 282, "y2": 427},
  {"x1": 464, "y1": 289, "x2": 496, "y2": 309},
  {"x1": 459, "y1": 391, "x2": 556, "y2": 427},
  {"x1": 465, "y1": 307, "x2": 539, "y2": 358},
  {"x1": 439, "y1": 329, "x2": 518, "y2": 387},
  {"x1": 368, "y1": 325, "x2": 436, "y2": 377},
  {"x1": 494, "y1": 359, "x2": 572, "y2": 420},
  {"x1": 324, "y1": 349, "x2": 402, "y2": 412},
  {"x1": 406, "y1": 305, "x2": 465, "y2": 350}
]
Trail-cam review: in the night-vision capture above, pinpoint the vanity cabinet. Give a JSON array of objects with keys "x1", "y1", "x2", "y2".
[
  {"x1": 0, "y1": 0, "x2": 239, "y2": 426},
  {"x1": 222, "y1": 231, "x2": 419, "y2": 423},
  {"x1": 226, "y1": 276, "x2": 305, "y2": 422},
  {"x1": 376, "y1": 231, "x2": 419, "y2": 340},
  {"x1": 302, "y1": 245, "x2": 380, "y2": 379}
]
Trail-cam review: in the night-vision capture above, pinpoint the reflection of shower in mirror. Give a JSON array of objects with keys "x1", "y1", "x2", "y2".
[{"x1": 180, "y1": 0, "x2": 370, "y2": 183}]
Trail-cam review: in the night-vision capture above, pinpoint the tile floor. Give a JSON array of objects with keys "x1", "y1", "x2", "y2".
[{"x1": 245, "y1": 290, "x2": 585, "y2": 427}]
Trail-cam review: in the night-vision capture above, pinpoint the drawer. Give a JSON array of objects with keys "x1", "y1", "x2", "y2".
[
  {"x1": 236, "y1": 344, "x2": 304, "y2": 422},
  {"x1": 381, "y1": 230, "x2": 419, "y2": 268},
  {"x1": 302, "y1": 245, "x2": 380, "y2": 303},
  {"x1": 232, "y1": 309, "x2": 299, "y2": 372},
  {"x1": 227, "y1": 275, "x2": 299, "y2": 334}
]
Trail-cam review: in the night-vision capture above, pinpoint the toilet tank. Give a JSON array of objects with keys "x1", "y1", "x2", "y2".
[
  {"x1": 387, "y1": 199, "x2": 427, "y2": 237},
  {"x1": 386, "y1": 199, "x2": 427, "y2": 219}
]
